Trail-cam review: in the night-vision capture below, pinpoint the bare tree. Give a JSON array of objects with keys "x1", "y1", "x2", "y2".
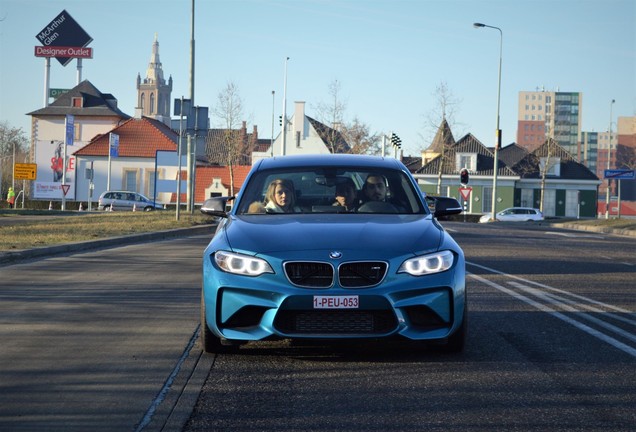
[
  {"x1": 341, "y1": 117, "x2": 381, "y2": 155},
  {"x1": 0, "y1": 121, "x2": 29, "y2": 199},
  {"x1": 421, "y1": 82, "x2": 462, "y2": 195},
  {"x1": 538, "y1": 137, "x2": 558, "y2": 213},
  {"x1": 314, "y1": 79, "x2": 347, "y2": 153},
  {"x1": 616, "y1": 143, "x2": 636, "y2": 170},
  {"x1": 211, "y1": 81, "x2": 245, "y2": 196}
]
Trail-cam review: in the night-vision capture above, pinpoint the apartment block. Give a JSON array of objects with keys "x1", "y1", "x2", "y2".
[{"x1": 517, "y1": 90, "x2": 582, "y2": 158}]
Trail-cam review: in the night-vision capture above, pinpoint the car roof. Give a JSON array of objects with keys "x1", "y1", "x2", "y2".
[{"x1": 254, "y1": 154, "x2": 406, "y2": 171}]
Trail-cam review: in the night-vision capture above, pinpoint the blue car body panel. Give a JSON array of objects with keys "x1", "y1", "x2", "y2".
[{"x1": 201, "y1": 154, "x2": 466, "y2": 348}]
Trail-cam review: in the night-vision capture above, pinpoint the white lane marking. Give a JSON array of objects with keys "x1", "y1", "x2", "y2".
[
  {"x1": 468, "y1": 261, "x2": 633, "y2": 315},
  {"x1": 469, "y1": 273, "x2": 636, "y2": 358},
  {"x1": 508, "y1": 281, "x2": 636, "y2": 343},
  {"x1": 524, "y1": 284, "x2": 636, "y2": 327}
]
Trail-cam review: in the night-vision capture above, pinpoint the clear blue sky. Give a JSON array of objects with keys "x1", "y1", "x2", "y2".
[{"x1": 1, "y1": 0, "x2": 634, "y2": 156}]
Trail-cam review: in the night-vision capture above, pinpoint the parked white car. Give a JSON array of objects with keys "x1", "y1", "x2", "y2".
[{"x1": 480, "y1": 207, "x2": 544, "y2": 223}]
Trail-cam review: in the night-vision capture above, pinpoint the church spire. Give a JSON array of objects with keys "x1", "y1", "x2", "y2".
[
  {"x1": 145, "y1": 33, "x2": 164, "y2": 84},
  {"x1": 136, "y1": 33, "x2": 172, "y2": 125}
]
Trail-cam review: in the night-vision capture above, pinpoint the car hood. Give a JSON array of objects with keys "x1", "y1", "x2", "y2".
[{"x1": 223, "y1": 214, "x2": 444, "y2": 255}]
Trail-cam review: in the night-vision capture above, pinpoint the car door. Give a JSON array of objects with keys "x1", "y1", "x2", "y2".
[
  {"x1": 497, "y1": 209, "x2": 514, "y2": 221},
  {"x1": 121, "y1": 193, "x2": 135, "y2": 211}
]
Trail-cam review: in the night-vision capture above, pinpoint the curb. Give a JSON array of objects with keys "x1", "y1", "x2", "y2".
[
  {"x1": 550, "y1": 222, "x2": 636, "y2": 238},
  {"x1": 0, "y1": 224, "x2": 214, "y2": 266}
]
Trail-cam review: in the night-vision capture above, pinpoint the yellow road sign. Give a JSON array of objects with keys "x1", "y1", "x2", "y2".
[{"x1": 14, "y1": 163, "x2": 37, "y2": 181}]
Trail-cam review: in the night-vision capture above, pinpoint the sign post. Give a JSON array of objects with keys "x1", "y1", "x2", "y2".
[
  {"x1": 459, "y1": 187, "x2": 472, "y2": 222},
  {"x1": 60, "y1": 115, "x2": 72, "y2": 210},
  {"x1": 107, "y1": 133, "x2": 119, "y2": 191},
  {"x1": 604, "y1": 170, "x2": 634, "y2": 219}
]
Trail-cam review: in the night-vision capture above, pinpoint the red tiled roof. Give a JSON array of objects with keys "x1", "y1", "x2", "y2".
[{"x1": 73, "y1": 116, "x2": 177, "y2": 157}]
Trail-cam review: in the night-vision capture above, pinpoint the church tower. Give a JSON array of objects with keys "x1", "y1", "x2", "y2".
[{"x1": 136, "y1": 34, "x2": 173, "y2": 125}]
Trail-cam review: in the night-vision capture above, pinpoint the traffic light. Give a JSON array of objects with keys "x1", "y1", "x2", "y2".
[
  {"x1": 390, "y1": 133, "x2": 401, "y2": 148},
  {"x1": 460, "y1": 168, "x2": 469, "y2": 185},
  {"x1": 279, "y1": 115, "x2": 282, "y2": 126}
]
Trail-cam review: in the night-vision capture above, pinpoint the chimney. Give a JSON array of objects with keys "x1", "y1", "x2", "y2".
[
  {"x1": 239, "y1": 121, "x2": 247, "y2": 144},
  {"x1": 293, "y1": 101, "x2": 306, "y2": 139}
]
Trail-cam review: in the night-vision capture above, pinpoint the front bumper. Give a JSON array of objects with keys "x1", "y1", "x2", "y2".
[{"x1": 203, "y1": 254, "x2": 466, "y2": 342}]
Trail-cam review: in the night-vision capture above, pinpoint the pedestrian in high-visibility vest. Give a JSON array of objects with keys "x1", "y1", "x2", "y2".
[{"x1": 6, "y1": 187, "x2": 16, "y2": 208}]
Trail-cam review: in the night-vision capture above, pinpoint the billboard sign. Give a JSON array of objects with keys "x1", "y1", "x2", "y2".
[
  {"x1": 34, "y1": 46, "x2": 93, "y2": 59},
  {"x1": 35, "y1": 10, "x2": 92, "y2": 66},
  {"x1": 33, "y1": 140, "x2": 76, "y2": 199}
]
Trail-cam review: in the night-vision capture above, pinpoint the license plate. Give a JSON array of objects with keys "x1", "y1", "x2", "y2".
[{"x1": 313, "y1": 295, "x2": 359, "y2": 309}]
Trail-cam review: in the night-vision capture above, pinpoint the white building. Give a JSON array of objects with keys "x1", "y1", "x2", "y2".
[
  {"x1": 27, "y1": 80, "x2": 130, "y2": 201},
  {"x1": 252, "y1": 101, "x2": 349, "y2": 164}
]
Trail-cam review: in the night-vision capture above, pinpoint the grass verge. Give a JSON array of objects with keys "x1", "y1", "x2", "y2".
[{"x1": 0, "y1": 211, "x2": 214, "y2": 251}]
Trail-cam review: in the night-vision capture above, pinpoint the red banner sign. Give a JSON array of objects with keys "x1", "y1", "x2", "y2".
[{"x1": 34, "y1": 46, "x2": 93, "y2": 59}]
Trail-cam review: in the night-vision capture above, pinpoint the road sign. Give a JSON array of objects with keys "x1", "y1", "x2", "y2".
[
  {"x1": 14, "y1": 163, "x2": 37, "y2": 180},
  {"x1": 35, "y1": 10, "x2": 93, "y2": 66},
  {"x1": 61, "y1": 184, "x2": 70, "y2": 196},
  {"x1": 49, "y1": 88, "x2": 70, "y2": 99},
  {"x1": 459, "y1": 187, "x2": 472, "y2": 201},
  {"x1": 604, "y1": 169, "x2": 635, "y2": 180}
]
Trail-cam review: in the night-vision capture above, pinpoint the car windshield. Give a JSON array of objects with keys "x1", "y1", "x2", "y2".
[{"x1": 235, "y1": 166, "x2": 426, "y2": 215}]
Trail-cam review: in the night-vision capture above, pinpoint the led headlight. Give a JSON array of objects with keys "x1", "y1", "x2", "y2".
[
  {"x1": 214, "y1": 251, "x2": 273, "y2": 276},
  {"x1": 398, "y1": 250, "x2": 454, "y2": 276}
]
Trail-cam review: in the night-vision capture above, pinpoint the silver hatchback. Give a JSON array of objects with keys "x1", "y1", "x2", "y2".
[{"x1": 97, "y1": 191, "x2": 163, "y2": 211}]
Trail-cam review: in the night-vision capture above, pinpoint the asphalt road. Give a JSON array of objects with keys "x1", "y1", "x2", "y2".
[
  {"x1": 0, "y1": 222, "x2": 633, "y2": 431},
  {"x1": 0, "y1": 233, "x2": 211, "y2": 432},
  {"x1": 184, "y1": 222, "x2": 635, "y2": 432}
]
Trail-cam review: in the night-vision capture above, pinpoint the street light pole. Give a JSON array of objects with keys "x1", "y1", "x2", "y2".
[
  {"x1": 474, "y1": 22, "x2": 502, "y2": 221},
  {"x1": 271, "y1": 90, "x2": 275, "y2": 157},
  {"x1": 282, "y1": 57, "x2": 289, "y2": 156},
  {"x1": 605, "y1": 99, "x2": 615, "y2": 219}
]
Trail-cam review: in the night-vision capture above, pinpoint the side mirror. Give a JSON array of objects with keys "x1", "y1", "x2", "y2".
[
  {"x1": 430, "y1": 196, "x2": 463, "y2": 218},
  {"x1": 200, "y1": 196, "x2": 233, "y2": 218}
]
